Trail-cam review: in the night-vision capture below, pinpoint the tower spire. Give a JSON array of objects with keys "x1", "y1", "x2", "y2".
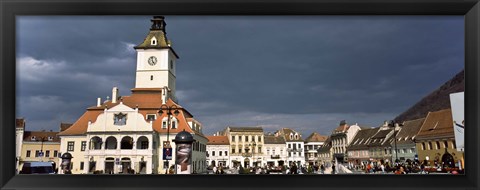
[{"x1": 151, "y1": 16, "x2": 167, "y2": 32}]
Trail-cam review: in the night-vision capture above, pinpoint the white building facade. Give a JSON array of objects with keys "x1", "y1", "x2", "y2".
[
  {"x1": 57, "y1": 16, "x2": 207, "y2": 174},
  {"x1": 304, "y1": 132, "x2": 327, "y2": 166},
  {"x1": 206, "y1": 136, "x2": 230, "y2": 168},
  {"x1": 274, "y1": 128, "x2": 305, "y2": 166},
  {"x1": 331, "y1": 121, "x2": 361, "y2": 163},
  {"x1": 263, "y1": 135, "x2": 287, "y2": 167}
]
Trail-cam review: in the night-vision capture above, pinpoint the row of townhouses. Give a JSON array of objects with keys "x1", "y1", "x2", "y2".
[
  {"x1": 205, "y1": 127, "x2": 328, "y2": 168},
  {"x1": 205, "y1": 107, "x2": 463, "y2": 170},
  {"x1": 323, "y1": 108, "x2": 463, "y2": 169}
]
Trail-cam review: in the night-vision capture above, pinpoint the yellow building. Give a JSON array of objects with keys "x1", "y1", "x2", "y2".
[
  {"x1": 19, "y1": 130, "x2": 62, "y2": 172},
  {"x1": 224, "y1": 127, "x2": 264, "y2": 168},
  {"x1": 415, "y1": 109, "x2": 463, "y2": 169}
]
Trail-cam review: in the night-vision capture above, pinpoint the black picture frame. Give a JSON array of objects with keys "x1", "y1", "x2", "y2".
[{"x1": 1, "y1": 0, "x2": 478, "y2": 190}]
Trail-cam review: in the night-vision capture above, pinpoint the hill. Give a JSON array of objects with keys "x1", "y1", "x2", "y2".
[{"x1": 394, "y1": 70, "x2": 464, "y2": 122}]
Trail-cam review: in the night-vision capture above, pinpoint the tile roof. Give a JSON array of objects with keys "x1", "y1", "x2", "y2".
[
  {"x1": 58, "y1": 94, "x2": 205, "y2": 139},
  {"x1": 228, "y1": 127, "x2": 263, "y2": 132},
  {"x1": 416, "y1": 108, "x2": 454, "y2": 140},
  {"x1": 86, "y1": 90, "x2": 165, "y2": 110},
  {"x1": 275, "y1": 128, "x2": 304, "y2": 142},
  {"x1": 207, "y1": 136, "x2": 230, "y2": 145},
  {"x1": 368, "y1": 128, "x2": 394, "y2": 147},
  {"x1": 16, "y1": 118, "x2": 25, "y2": 129},
  {"x1": 347, "y1": 128, "x2": 379, "y2": 150},
  {"x1": 304, "y1": 132, "x2": 328, "y2": 143},
  {"x1": 264, "y1": 135, "x2": 286, "y2": 144},
  {"x1": 394, "y1": 118, "x2": 425, "y2": 145},
  {"x1": 23, "y1": 131, "x2": 61, "y2": 142},
  {"x1": 372, "y1": 129, "x2": 392, "y2": 139},
  {"x1": 317, "y1": 137, "x2": 332, "y2": 152}
]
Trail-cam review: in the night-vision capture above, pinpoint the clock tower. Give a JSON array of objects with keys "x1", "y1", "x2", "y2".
[{"x1": 134, "y1": 16, "x2": 179, "y2": 100}]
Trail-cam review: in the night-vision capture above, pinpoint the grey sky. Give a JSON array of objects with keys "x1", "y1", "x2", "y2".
[{"x1": 16, "y1": 16, "x2": 464, "y2": 137}]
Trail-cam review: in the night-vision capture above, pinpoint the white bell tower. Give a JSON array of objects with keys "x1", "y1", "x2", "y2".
[{"x1": 134, "y1": 16, "x2": 179, "y2": 99}]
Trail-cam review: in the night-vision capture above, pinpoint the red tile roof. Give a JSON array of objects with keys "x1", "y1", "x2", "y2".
[
  {"x1": 304, "y1": 132, "x2": 328, "y2": 142},
  {"x1": 58, "y1": 91, "x2": 204, "y2": 139},
  {"x1": 23, "y1": 131, "x2": 61, "y2": 142},
  {"x1": 207, "y1": 136, "x2": 230, "y2": 145}
]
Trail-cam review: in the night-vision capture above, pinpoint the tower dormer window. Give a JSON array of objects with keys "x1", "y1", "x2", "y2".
[
  {"x1": 151, "y1": 75, "x2": 154, "y2": 81},
  {"x1": 170, "y1": 60, "x2": 173, "y2": 69},
  {"x1": 151, "y1": 37, "x2": 157, "y2": 45}
]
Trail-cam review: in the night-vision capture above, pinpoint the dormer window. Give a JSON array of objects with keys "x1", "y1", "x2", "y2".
[
  {"x1": 151, "y1": 37, "x2": 157, "y2": 45},
  {"x1": 31, "y1": 136, "x2": 36, "y2": 141},
  {"x1": 162, "y1": 117, "x2": 168, "y2": 129},
  {"x1": 289, "y1": 133, "x2": 293, "y2": 140},
  {"x1": 294, "y1": 134, "x2": 299, "y2": 140},
  {"x1": 146, "y1": 114, "x2": 156, "y2": 121},
  {"x1": 114, "y1": 112, "x2": 127, "y2": 125},
  {"x1": 48, "y1": 136, "x2": 54, "y2": 141},
  {"x1": 172, "y1": 121, "x2": 177, "y2": 129}
]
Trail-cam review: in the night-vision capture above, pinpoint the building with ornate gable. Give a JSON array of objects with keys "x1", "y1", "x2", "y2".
[{"x1": 57, "y1": 16, "x2": 207, "y2": 174}]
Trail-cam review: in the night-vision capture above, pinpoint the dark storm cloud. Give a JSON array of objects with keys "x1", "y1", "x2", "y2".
[{"x1": 17, "y1": 16, "x2": 463, "y2": 135}]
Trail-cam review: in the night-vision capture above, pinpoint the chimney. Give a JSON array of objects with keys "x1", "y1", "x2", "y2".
[
  {"x1": 97, "y1": 97, "x2": 102, "y2": 107},
  {"x1": 112, "y1": 87, "x2": 119, "y2": 103}
]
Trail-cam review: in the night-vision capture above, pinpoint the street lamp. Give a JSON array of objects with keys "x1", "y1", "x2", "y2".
[
  {"x1": 390, "y1": 120, "x2": 399, "y2": 165},
  {"x1": 37, "y1": 136, "x2": 47, "y2": 161},
  {"x1": 158, "y1": 104, "x2": 181, "y2": 174},
  {"x1": 250, "y1": 142, "x2": 257, "y2": 167}
]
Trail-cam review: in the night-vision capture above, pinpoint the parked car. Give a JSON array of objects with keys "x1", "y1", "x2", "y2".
[{"x1": 20, "y1": 162, "x2": 55, "y2": 174}]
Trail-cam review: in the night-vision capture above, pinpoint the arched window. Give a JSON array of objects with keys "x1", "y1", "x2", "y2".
[
  {"x1": 120, "y1": 136, "x2": 134, "y2": 149},
  {"x1": 105, "y1": 136, "x2": 117, "y2": 149},
  {"x1": 171, "y1": 117, "x2": 178, "y2": 129},
  {"x1": 137, "y1": 136, "x2": 149, "y2": 149},
  {"x1": 90, "y1": 136, "x2": 102, "y2": 150}
]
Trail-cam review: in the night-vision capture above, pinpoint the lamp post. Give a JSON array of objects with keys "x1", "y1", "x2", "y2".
[
  {"x1": 158, "y1": 104, "x2": 181, "y2": 174},
  {"x1": 244, "y1": 146, "x2": 250, "y2": 168},
  {"x1": 390, "y1": 120, "x2": 399, "y2": 165},
  {"x1": 37, "y1": 137, "x2": 47, "y2": 162},
  {"x1": 251, "y1": 142, "x2": 257, "y2": 167}
]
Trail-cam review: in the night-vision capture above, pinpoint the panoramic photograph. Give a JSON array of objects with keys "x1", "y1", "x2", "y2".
[{"x1": 15, "y1": 15, "x2": 464, "y2": 175}]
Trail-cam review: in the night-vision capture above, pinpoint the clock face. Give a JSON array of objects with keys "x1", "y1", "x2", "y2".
[{"x1": 148, "y1": 56, "x2": 157, "y2": 66}]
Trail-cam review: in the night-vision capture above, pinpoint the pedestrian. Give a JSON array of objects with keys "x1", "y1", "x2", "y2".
[
  {"x1": 380, "y1": 164, "x2": 385, "y2": 173},
  {"x1": 320, "y1": 164, "x2": 325, "y2": 174},
  {"x1": 332, "y1": 164, "x2": 336, "y2": 174},
  {"x1": 213, "y1": 166, "x2": 217, "y2": 174},
  {"x1": 290, "y1": 163, "x2": 298, "y2": 174}
]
